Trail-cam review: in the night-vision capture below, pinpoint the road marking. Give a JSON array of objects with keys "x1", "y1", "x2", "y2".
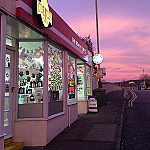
[{"x1": 128, "y1": 91, "x2": 137, "y2": 107}]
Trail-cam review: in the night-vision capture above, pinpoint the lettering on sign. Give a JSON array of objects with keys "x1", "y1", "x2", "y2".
[
  {"x1": 33, "y1": 0, "x2": 52, "y2": 28},
  {"x1": 72, "y1": 37, "x2": 87, "y2": 55}
]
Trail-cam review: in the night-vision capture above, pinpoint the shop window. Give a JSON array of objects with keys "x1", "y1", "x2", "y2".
[
  {"x1": 6, "y1": 35, "x2": 15, "y2": 47},
  {"x1": 4, "y1": 54, "x2": 11, "y2": 126},
  {"x1": 5, "y1": 54, "x2": 11, "y2": 82},
  {"x1": 18, "y1": 42, "x2": 43, "y2": 118},
  {"x1": 86, "y1": 66, "x2": 91, "y2": 99},
  {"x1": 67, "y1": 55, "x2": 76, "y2": 104},
  {"x1": 77, "y1": 64, "x2": 85, "y2": 100},
  {"x1": 48, "y1": 44, "x2": 63, "y2": 116}
]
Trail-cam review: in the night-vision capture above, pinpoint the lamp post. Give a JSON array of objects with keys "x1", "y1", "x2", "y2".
[
  {"x1": 95, "y1": 0, "x2": 100, "y2": 59},
  {"x1": 95, "y1": 0, "x2": 101, "y2": 88},
  {"x1": 140, "y1": 68, "x2": 146, "y2": 89},
  {"x1": 143, "y1": 68, "x2": 146, "y2": 89}
]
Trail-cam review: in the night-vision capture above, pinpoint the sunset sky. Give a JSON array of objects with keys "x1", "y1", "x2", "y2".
[{"x1": 49, "y1": 0, "x2": 150, "y2": 82}]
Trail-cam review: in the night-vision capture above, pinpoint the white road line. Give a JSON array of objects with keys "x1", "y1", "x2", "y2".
[{"x1": 128, "y1": 91, "x2": 137, "y2": 107}]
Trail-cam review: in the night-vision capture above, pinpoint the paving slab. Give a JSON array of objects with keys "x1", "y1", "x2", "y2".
[{"x1": 84, "y1": 124, "x2": 117, "y2": 142}]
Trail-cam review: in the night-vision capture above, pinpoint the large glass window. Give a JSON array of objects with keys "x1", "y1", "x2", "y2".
[
  {"x1": 48, "y1": 44, "x2": 63, "y2": 116},
  {"x1": 77, "y1": 64, "x2": 85, "y2": 100},
  {"x1": 86, "y1": 65, "x2": 91, "y2": 99},
  {"x1": 4, "y1": 54, "x2": 11, "y2": 126},
  {"x1": 67, "y1": 55, "x2": 76, "y2": 104},
  {"x1": 18, "y1": 41, "x2": 43, "y2": 118},
  {"x1": 6, "y1": 35, "x2": 16, "y2": 47}
]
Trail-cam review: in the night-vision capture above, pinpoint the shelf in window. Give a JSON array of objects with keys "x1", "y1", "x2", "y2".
[
  {"x1": 19, "y1": 86, "x2": 43, "y2": 88},
  {"x1": 18, "y1": 94, "x2": 32, "y2": 95}
]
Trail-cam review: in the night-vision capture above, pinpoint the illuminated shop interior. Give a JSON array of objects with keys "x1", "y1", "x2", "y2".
[
  {"x1": 77, "y1": 59, "x2": 85, "y2": 100},
  {"x1": 67, "y1": 55, "x2": 76, "y2": 104},
  {"x1": 48, "y1": 44, "x2": 63, "y2": 116}
]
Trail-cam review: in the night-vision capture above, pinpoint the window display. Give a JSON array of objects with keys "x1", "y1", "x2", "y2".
[
  {"x1": 4, "y1": 53, "x2": 11, "y2": 126},
  {"x1": 86, "y1": 66, "x2": 91, "y2": 99},
  {"x1": 48, "y1": 44, "x2": 63, "y2": 116},
  {"x1": 77, "y1": 64, "x2": 85, "y2": 100},
  {"x1": 48, "y1": 44, "x2": 63, "y2": 101},
  {"x1": 18, "y1": 42, "x2": 44, "y2": 104},
  {"x1": 67, "y1": 55, "x2": 76, "y2": 103}
]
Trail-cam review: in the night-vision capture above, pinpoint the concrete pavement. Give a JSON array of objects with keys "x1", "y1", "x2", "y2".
[{"x1": 22, "y1": 90, "x2": 127, "y2": 150}]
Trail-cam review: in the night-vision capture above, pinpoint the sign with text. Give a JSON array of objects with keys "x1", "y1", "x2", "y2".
[
  {"x1": 93, "y1": 54, "x2": 103, "y2": 64},
  {"x1": 88, "y1": 98, "x2": 98, "y2": 112},
  {"x1": 33, "y1": 0, "x2": 52, "y2": 28},
  {"x1": 97, "y1": 69, "x2": 103, "y2": 79},
  {"x1": 101, "y1": 68, "x2": 106, "y2": 76},
  {"x1": 72, "y1": 37, "x2": 87, "y2": 55}
]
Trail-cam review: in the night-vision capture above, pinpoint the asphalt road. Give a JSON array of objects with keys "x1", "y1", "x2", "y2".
[{"x1": 121, "y1": 90, "x2": 150, "y2": 150}]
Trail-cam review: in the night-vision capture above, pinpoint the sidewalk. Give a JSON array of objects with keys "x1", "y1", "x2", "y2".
[{"x1": 22, "y1": 90, "x2": 126, "y2": 150}]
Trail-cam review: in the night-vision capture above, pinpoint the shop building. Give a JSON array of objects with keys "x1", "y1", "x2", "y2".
[{"x1": 0, "y1": 0, "x2": 93, "y2": 149}]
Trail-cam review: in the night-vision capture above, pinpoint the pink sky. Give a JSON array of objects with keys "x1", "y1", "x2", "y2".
[{"x1": 49, "y1": 0, "x2": 150, "y2": 82}]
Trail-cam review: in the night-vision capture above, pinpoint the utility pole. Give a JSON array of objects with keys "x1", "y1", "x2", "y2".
[
  {"x1": 140, "y1": 68, "x2": 146, "y2": 89},
  {"x1": 95, "y1": 0, "x2": 101, "y2": 88},
  {"x1": 143, "y1": 68, "x2": 146, "y2": 89},
  {"x1": 95, "y1": 0, "x2": 100, "y2": 59}
]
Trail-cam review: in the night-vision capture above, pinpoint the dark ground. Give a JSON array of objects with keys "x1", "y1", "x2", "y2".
[
  {"x1": 121, "y1": 90, "x2": 150, "y2": 150},
  {"x1": 22, "y1": 90, "x2": 125, "y2": 150}
]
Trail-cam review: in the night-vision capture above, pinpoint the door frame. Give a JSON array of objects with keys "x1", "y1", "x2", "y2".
[{"x1": 4, "y1": 46, "x2": 16, "y2": 139}]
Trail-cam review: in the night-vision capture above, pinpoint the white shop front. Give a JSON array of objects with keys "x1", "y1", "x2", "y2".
[{"x1": 0, "y1": 0, "x2": 93, "y2": 148}]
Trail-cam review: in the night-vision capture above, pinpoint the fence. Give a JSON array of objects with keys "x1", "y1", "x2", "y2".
[
  {"x1": 102, "y1": 82, "x2": 122, "y2": 94},
  {"x1": 92, "y1": 77, "x2": 122, "y2": 94}
]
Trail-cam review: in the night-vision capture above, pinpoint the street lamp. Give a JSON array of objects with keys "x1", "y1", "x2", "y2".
[
  {"x1": 140, "y1": 68, "x2": 146, "y2": 89},
  {"x1": 95, "y1": 0, "x2": 101, "y2": 88}
]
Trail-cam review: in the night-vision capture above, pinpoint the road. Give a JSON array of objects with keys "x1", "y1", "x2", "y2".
[{"x1": 121, "y1": 90, "x2": 150, "y2": 150}]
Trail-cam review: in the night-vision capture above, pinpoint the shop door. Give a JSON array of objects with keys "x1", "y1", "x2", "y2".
[{"x1": 4, "y1": 50, "x2": 14, "y2": 138}]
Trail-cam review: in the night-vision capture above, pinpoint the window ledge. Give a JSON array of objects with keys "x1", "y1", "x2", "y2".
[
  {"x1": 48, "y1": 112, "x2": 65, "y2": 120},
  {"x1": 15, "y1": 118, "x2": 46, "y2": 121},
  {"x1": 67, "y1": 102, "x2": 78, "y2": 106},
  {"x1": 78, "y1": 100, "x2": 88, "y2": 102},
  {"x1": 0, "y1": 134, "x2": 5, "y2": 138}
]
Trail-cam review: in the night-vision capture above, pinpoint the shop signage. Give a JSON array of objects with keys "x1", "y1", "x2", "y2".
[
  {"x1": 72, "y1": 37, "x2": 87, "y2": 55},
  {"x1": 93, "y1": 54, "x2": 103, "y2": 64},
  {"x1": 101, "y1": 68, "x2": 106, "y2": 76},
  {"x1": 88, "y1": 97, "x2": 98, "y2": 112},
  {"x1": 97, "y1": 69, "x2": 103, "y2": 79},
  {"x1": 33, "y1": 0, "x2": 53, "y2": 28}
]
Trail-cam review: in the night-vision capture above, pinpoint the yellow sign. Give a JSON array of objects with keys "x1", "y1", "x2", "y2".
[
  {"x1": 97, "y1": 69, "x2": 103, "y2": 78},
  {"x1": 37, "y1": 0, "x2": 52, "y2": 28}
]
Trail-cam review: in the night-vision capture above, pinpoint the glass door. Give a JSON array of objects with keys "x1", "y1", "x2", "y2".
[{"x1": 4, "y1": 50, "x2": 14, "y2": 138}]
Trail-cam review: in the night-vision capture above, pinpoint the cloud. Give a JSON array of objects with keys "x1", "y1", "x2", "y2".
[
  {"x1": 51, "y1": 6, "x2": 150, "y2": 82},
  {"x1": 100, "y1": 16, "x2": 150, "y2": 37},
  {"x1": 97, "y1": 15, "x2": 150, "y2": 82}
]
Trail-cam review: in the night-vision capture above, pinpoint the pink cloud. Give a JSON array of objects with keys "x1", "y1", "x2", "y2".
[{"x1": 66, "y1": 15, "x2": 150, "y2": 82}]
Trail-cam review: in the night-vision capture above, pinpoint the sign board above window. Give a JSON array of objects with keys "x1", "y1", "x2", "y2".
[{"x1": 33, "y1": 0, "x2": 53, "y2": 28}]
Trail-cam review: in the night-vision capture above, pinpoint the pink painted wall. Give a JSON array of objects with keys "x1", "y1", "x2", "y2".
[
  {"x1": 67, "y1": 104, "x2": 78, "y2": 124},
  {"x1": 13, "y1": 121, "x2": 47, "y2": 146},
  {"x1": 46, "y1": 114, "x2": 67, "y2": 144},
  {"x1": 46, "y1": 104, "x2": 78, "y2": 144},
  {"x1": 78, "y1": 101, "x2": 88, "y2": 114}
]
